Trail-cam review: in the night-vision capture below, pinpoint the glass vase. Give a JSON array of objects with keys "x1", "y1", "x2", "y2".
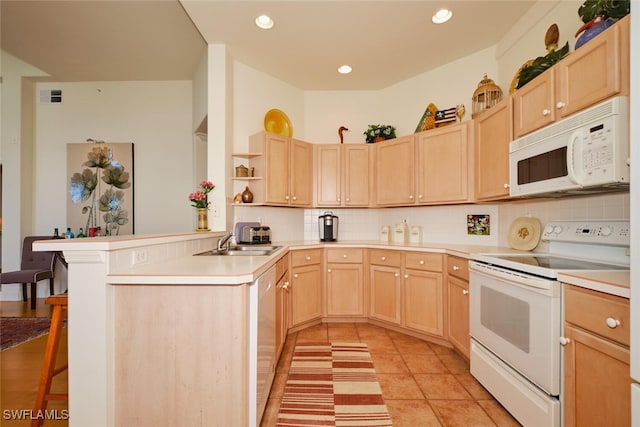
[{"x1": 196, "y1": 208, "x2": 209, "y2": 231}]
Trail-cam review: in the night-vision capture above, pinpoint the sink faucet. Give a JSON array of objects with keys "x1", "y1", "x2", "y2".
[{"x1": 217, "y1": 232, "x2": 233, "y2": 252}]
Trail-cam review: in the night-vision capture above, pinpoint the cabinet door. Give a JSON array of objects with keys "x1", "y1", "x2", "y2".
[
  {"x1": 447, "y1": 275, "x2": 469, "y2": 358},
  {"x1": 264, "y1": 134, "x2": 290, "y2": 205},
  {"x1": 375, "y1": 136, "x2": 415, "y2": 206},
  {"x1": 275, "y1": 271, "x2": 290, "y2": 359},
  {"x1": 563, "y1": 324, "x2": 631, "y2": 427},
  {"x1": 512, "y1": 69, "x2": 556, "y2": 138},
  {"x1": 555, "y1": 16, "x2": 628, "y2": 119},
  {"x1": 316, "y1": 145, "x2": 342, "y2": 206},
  {"x1": 290, "y1": 264, "x2": 322, "y2": 326},
  {"x1": 415, "y1": 123, "x2": 470, "y2": 204},
  {"x1": 474, "y1": 97, "x2": 512, "y2": 201},
  {"x1": 326, "y1": 264, "x2": 364, "y2": 316},
  {"x1": 369, "y1": 265, "x2": 401, "y2": 324},
  {"x1": 343, "y1": 145, "x2": 371, "y2": 206},
  {"x1": 403, "y1": 269, "x2": 444, "y2": 336},
  {"x1": 290, "y1": 138, "x2": 313, "y2": 206}
]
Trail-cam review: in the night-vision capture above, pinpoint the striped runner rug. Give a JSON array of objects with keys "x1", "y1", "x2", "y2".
[{"x1": 276, "y1": 342, "x2": 393, "y2": 426}]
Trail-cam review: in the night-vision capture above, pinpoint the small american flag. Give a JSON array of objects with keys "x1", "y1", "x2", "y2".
[{"x1": 435, "y1": 107, "x2": 457, "y2": 125}]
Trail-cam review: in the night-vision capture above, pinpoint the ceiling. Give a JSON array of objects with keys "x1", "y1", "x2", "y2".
[{"x1": 1, "y1": 0, "x2": 537, "y2": 90}]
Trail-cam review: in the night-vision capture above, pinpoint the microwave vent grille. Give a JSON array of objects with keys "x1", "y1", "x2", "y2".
[{"x1": 511, "y1": 96, "x2": 628, "y2": 152}]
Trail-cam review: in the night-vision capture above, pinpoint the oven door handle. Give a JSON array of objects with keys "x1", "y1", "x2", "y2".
[{"x1": 469, "y1": 261, "x2": 558, "y2": 292}]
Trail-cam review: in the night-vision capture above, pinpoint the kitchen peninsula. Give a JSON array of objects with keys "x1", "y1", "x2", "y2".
[{"x1": 33, "y1": 233, "x2": 630, "y2": 427}]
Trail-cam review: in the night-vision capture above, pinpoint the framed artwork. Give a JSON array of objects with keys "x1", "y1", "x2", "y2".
[
  {"x1": 67, "y1": 142, "x2": 134, "y2": 236},
  {"x1": 467, "y1": 214, "x2": 490, "y2": 235}
]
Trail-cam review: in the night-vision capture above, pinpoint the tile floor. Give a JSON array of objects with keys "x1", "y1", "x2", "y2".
[{"x1": 260, "y1": 322, "x2": 521, "y2": 427}]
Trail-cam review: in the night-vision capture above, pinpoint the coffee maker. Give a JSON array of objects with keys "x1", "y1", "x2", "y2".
[{"x1": 318, "y1": 211, "x2": 339, "y2": 242}]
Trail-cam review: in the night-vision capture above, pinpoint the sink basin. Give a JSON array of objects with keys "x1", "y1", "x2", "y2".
[{"x1": 195, "y1": 245, "x2": 281, "y2": 257}]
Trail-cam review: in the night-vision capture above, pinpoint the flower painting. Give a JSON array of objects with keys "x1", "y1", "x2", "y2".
[{"x1": 67, "y1": 142, "x2": 134, "y2": 236}]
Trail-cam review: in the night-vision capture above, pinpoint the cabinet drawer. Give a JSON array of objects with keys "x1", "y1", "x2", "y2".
[
  {"x1": 290, "y1": 249, "x2": 323, "y2": 267},
  {"x1": 326, "y1": 248, "x2": 364, "y2": 264},
  {"x1": 447, "y1": 256, "x2": 469, "y2": 281},
  {"x1": 404, "y1": 252, "x2": 443, "y2": 272},
  {"x1": 564, "y1": 285, "x2": 629, "y2": 346},
  {"x1": 368, "y1": 249, "x2": 401, "y2": 267}
]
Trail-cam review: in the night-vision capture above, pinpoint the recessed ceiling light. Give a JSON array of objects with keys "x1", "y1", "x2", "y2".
[
  {"x1": 432, "y1": 8, "x2": 452, "y2": 24},
  {"x1": 255, "y1": 14, "x2": 274, "y2": 30},
  {"x1": 338, "y1": 65, "x2": 352, "y2": 74}
]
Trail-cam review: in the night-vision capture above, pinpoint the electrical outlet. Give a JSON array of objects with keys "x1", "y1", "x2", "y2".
[{"x1": 132, "y1": 249, "x2": 148, "y2": 265}]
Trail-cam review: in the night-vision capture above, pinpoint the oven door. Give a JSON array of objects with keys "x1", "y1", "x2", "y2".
[{"x1": 469, "y1": 261, "x2": 561, "y2": 395}]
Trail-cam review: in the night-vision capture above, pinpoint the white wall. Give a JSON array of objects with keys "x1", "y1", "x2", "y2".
[{"x1": 33, "y1": 81, "x2": 194, "y2": 236}]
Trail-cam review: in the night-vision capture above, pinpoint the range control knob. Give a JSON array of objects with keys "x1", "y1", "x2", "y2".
[
  {"x1": 544, "y1": 225, "x2": 555, "y2": 235},
  {"x1": 600, "y1": 226, "x2": 613, "y2": 237},
  {"x1": 553, "y1": 225, "x2": 563, "y2": 234}
]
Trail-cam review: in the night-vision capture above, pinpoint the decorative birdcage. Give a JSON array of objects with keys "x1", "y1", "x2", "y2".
[{"x1": 471, "y1": 74, "x2": 503, "y2": 118}]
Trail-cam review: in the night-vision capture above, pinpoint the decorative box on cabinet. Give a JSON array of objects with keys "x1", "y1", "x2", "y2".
[
  {"x1": 474, "y1": 97, "x2": 513, "y2": 201},
  {"x1": 315, "y1": 144, "x2": 372, "y2": 207},
  {"x1": 513, "y1": 15, "x2": 629, "y2": 138},
  {"x1": 562, "y1": 284, "x2": 631, "y2": 427},
  {"x1": 289, "y1": 249, "x2": 323, "y2": 328},
  {"x1": 415, "y1": 122, "x2": 472, "y2": 204},
  {"x1": 446, "y1": 256, "x2": 470, "y2": 359},
  {"x1": 249, "y1": 132, "x2": 313, "y2": 207},
  {"x1": 325, "y1": 248, "x2": 365, "y2": 317}
]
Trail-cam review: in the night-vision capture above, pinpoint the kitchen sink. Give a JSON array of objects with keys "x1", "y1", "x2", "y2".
[{"x1": 194, "y1": 245, "x2": 282, "y2": 257}]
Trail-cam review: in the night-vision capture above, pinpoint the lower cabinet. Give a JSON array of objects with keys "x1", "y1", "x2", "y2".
[
  {"x1": 369, "y1": 250, "x2": 402, "y2": 324},
  {"x1": 402, "y1": 252, "x2": 444, "y2": 337},
  {"x1": 562, "y1": 284, "x2": 631, "y2": 427},
  {"x1": 325, "y1": 248, "x2": 365, "y2": 316},
  {"x1": 446, "y1": 256, "x2": 470, "y2": 358},
  {"x1": 289, "y1": 249, "x2": 323, "y2": 327}
]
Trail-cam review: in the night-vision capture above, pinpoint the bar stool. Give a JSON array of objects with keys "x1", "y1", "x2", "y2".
[{"x1": 31, "y1": 294, "x2": 68, "y2": 427}]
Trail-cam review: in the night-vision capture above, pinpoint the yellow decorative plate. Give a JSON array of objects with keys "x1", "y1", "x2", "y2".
[
  {"x1": 264, "y1": 109, "x2": 293, "y2": 137},
  {"x1": 507, "y1": 217, "x2": 542, "y2": 251}
]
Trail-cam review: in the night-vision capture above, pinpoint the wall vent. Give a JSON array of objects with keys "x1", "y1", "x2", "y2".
[{"x1": 39, "y1": 89, "x2": 63, "y2": 103}]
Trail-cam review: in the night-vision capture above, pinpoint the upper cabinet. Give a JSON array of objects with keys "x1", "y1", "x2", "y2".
[
  {"x1": 415, "y1": 122, "x2": 472, "y2": 204},
  {"x1": 249, "y1": 132, "x2": 313, "y2": 207},
  {"x1": 474, "y1": 97, "x2": 513, "y2": 201},
  {"x1": 513, "y1": 15, "x2": 629, "y2": 138},
  {"x1": 315, "y1": 144, "x2": 372, "y2": 207},
  {"x1": 375, "y1": 136, "x2": 416, "y2": 206}
]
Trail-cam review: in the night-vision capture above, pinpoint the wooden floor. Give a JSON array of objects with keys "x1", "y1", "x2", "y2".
[{"x1": 1, "y1": 298, "x2": 68, "y2": 427}]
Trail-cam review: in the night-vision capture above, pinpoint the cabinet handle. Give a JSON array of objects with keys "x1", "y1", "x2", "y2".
[
  {"x1": 606, "y1": 317, "x2": 621, "y2": 329},
  {"x1": 559, "y1": 337, "x2": 570, "y2": 346},
  {"x1": 343, "y1": 254, "x2": 348, "y2": 259},
  {"x1": 327, "y1": 269, "x2": 332, "y2": 273},
  {"x1": 285, "y1": 195, "x2": 290, "y2": 200},
  {"x1": 381, "y1": 256, "x2": 386, "y2": 261},
  {"x1": 419, "y1": 260, "x2": 425, "y2": 265},
  {"x1": 503, "y1": 183, "x2": 510, "y2": 189},
  {"x1": 292, "y1": 196, "x2": 297, "y2": 201},
  {"x1": 293, "y1": 274, "x2": 298, "y2": 279},
  {"x1": 452, "y1": 265, "x2": 460, "y2": 271},
  {"x1": 394, "y1": 273, "x2": 400, "y2": 278},
  {"x1": 409, "y1": 195, "x2": 414, "y2": 200},
  {"x1": 306, "y1": 256, "x2": 311, "y2": 261},
  {"x1": 418, "y1": 194, "x2": 423, "y2": 199},
  {"x1": 542, "y1": 108, "x2": 551, "y2": 116},
  {"x1": 404, "y1": 274, "x2": 409, "y2": 279},
  {"x1": 556, "y1": 101, "x2": 566, "y2": 109},
  {"x1": 345, "y1": 197, "x2": 350, "y2": 202},
  {"x1": 462, "y1": 289, "x2": 469, "y2": 295},
  {"x1": 282, "y1": 281, "x2": 289, "y2": 290}
]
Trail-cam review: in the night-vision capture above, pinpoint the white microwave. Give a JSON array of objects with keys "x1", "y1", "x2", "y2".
[{"x1": 509, "y1": 96, "x2": 630, "y2": 197}]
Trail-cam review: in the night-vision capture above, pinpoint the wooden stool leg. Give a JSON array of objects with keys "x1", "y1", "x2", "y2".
[
  {"x1": 30, "y1": 283, "x2": 37, "y2": 310},
  {"x1": 31, "y1": 302, "x2": 68, "y2": 427},
  {"x1": 22, "y1": 283, "x2": 28, "y2": 302},
  {"x1": 49, "y1": 278, "x2": 55, "y2": 296}
]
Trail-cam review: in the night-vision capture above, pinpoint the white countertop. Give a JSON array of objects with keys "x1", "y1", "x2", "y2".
[{"x1": 558, "y1": 270, "x2": 630, "y2": 298}]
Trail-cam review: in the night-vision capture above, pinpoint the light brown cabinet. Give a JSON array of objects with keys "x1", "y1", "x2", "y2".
[
  {"x1": 474, "y1": 97, "x2": 512, "y2": 201},
  {"x1": 563, "y1": 284, "x2": 631, "y2": 427},
  {"x1": 368, "y1": 249, "x2": 402, "y2": 324},
  {"x1": 513, "y1": 16, "x2": 629, "y2": 138},
  {"x1": 289, "y1": 249, "x2": 323, "y2": 327},
  {"x1": 402, "y1": 252, "x2": 444, "y2": 337},
  {"x1": 415, "y1": 122, "x2": 472, "y2": 204},
  {"x1": 249, "y1": 132, "x2": 313, "y2": 206},
  {"x1": 325, "y1": 248, "x2": 365, "y2": 316},
  {"x1": 275, "y1": 254, "x2": 290, "y2": 360},
  {"x1": 315, "y1": 144, "x2": 372, "y2": 207},
  {"x1": 375, "y1": 136, "x2": 415, "y2": 206},
  {"x1": 446, "y1": 256, "x2": 470, "y2": 359}
]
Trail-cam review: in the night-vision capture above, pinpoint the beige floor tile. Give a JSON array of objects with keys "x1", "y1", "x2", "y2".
[
  {"x1": 455, "y1": 373, "x2": 493, "y2": 400},
  {"x1": 392, "y1": 337, "x2": 435, "y2": 354},
  {"x1": 295, "y1": 324, "x2": 328, "y2": 342},
  {"x1": 437, "y1": 353, "x2": 470, "y2": 374},
  {"x1": 429, "y1": 399, "x2": 498, "y2": 427},
  {"x1": 377, "y1": 373, "x2": 425, "y2": 399},
  {"x1": 403, "y1": 353, "x2": 450, "y2": 374},
  {"x1": 327, "y1": 326, "x2": 360, "y2": 341},
  {"x1": 356, "y1": 323, "x2": 391, "y2": 338},
  {"x1": 428, "y1": 342, "x2": 460, "y2": 356},
  {"x1": 363, "y1": 336, "x2": 398, "y2": 354},
  {"x1": 370, "y1": 353, "x2": 410, "y2": 374},
  {"x1": 414, "y1": 374, "x2": 472, "y2": 400},
  {"x1": 476, "y1": 400, "x2": 521, "y2": 427},
  {"x1": 386, "y1": 400, "x2": 443, "y2": 427}
]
